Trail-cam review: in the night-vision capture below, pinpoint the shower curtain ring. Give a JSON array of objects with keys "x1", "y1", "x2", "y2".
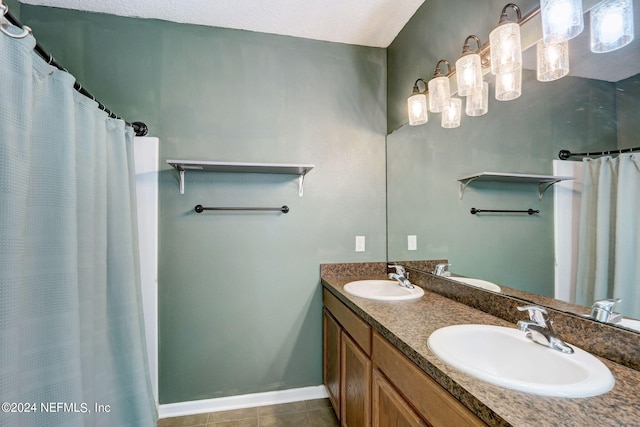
[{"x1": 0, "y1": 4, "x2": 32, "y2": 39}]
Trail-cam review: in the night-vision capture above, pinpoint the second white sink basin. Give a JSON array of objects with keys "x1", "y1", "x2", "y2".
[
  {"x1": 428, "y1": 324, "x2": 614, "y2": 397},
  {"x1": 344, "y1": 280, "x2": 424, "y2": 301},
  {"x1": 449, "y1": 277, "x2": 501, "y2": 293}
]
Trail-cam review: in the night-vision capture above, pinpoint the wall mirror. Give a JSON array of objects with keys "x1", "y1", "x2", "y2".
[{"x1": 387, "y1": 2, "x2": 640, "y2": 334}]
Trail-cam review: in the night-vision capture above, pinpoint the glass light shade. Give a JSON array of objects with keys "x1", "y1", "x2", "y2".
[
  {"x1": 456, "y1": 53, "x2": 483, "y2": 96},
  {"x1": 540, "y1": 0, "x2": 584, "y2": 43},
  {"x1": 428, "y1": 76, "x2": 450, "y2": 113},
  {"x1": 466, "y1": 81, "x2": 489, "y2": 116},
  {"x1": 495, "y1": 69, "x2": 522, "y2": 101},
  {"x1": 442, "y1": 98, "x2": 462, "y2": 128},
  {"x1": 407, "y1": 93, "x2": 428, "y2": 126},
  {"x1": 490, "y1": 22, "x2": 522, "y2": 75},
  {"x1": 537, "y1": 39, "x2": 569, "y2": 81},
  {"x1": 590, "y1": 0, "x2": 634, "y2": 53}
]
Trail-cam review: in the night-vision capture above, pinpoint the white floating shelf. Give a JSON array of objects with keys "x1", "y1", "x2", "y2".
[
  {"x1": 457, "y1": 172, "x2": 575, "y2": 201},
  {"x1": 167, "y1": 160, "x2": 315, "y2": 196}
]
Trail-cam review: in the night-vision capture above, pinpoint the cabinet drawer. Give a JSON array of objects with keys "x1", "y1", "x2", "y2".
[
  {"x1": 372, "y1": 332, "x2": 487, "y2": 427},
  {"x1": 323, "y1": 289, "x2": 371, "y2": 355}
]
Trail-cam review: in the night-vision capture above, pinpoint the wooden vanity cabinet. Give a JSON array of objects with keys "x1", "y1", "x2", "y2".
[
  {"x1": 323, "y1": 289, "x2": 372, "y2": 425},
  {"x1": 323, "y1": 308, "x2": 341, "y2": 415},
  {"x1": 372, "y1": 332, "x2": 487, "y2": 427},
  {"x1": 341, "y1": 331, "x2": 371, "y2": 426},
  {"x1": 372, "y1": 369, "x2": 427, "y2": 427},
  {"x1": 323, "y1": 288, "x2": 486, "y2": 427}
]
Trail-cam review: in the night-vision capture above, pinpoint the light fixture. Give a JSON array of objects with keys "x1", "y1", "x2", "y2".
[
  {"x1": 456, "y1": 35, "x2": 484, "y2": 96},
  {"x1": 428, "y1": 60, "x2": 452, "y2": 113},
  {"x1": 407, "y1": 79, "x2": 428, "y2": 126},
  {"x1": 466, "y1": 81, "x2": 489, "y2": 116},
  {"x1": 490, "y1": 3, "x2": 523, "y2": 75},
  {"x1": 537, "y1": 39, "x2": 569, "y2": 81},
  {"x1": 495, "y1": 69, "x2": 522, "y2": 101},
  {"x1": 540, "y1": 0, "x2": 584, "y2": 43},
  {"x1": 590, "y1": 0, "x2": 634, "y2": 53},
  {"x1": 442, "y1": 98, "x2": 462, "y2": 128}
]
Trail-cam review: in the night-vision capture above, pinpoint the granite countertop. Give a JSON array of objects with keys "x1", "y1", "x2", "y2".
[{"x1": 322, "y1": 272, "x2": 640, "y2": 427}]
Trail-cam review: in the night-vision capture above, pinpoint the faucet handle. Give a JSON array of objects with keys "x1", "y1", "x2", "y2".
[
  {"x1": 388, "y1": 264, "x2": 406, "y2": 275},
  {"x1": 517, "y1": 305, "x2": 551, "y2": 328},
  {"x1": 433, "y1": 263, "x2": 451, "y2": 276},
  {"x1": 591, "y1": 298, "x2": 622, "y2": 323},
  {"x1": 592, "y1": 298, "x2": 622, "y2": 310}
]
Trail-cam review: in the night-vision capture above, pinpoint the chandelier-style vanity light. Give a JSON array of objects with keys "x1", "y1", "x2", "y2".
[
  {"x1": 490, "y1": 3, "x2": 523, "y2": 75},
  {"x1": 456, "y1": 35, "x2": 484, "y2": 96},
  {"x1": 466, "y1": 81, "x2": 489, "y2": 116},
  {"x1": 495, "y1": 69, "x2": 522, "y2": 100},
  {"x1": 442, "y1": 98, "x2": 462, "y2": 128},
  {"x1": 590, "y1": 0, "x2": 634, "y2": 53},
  {"x1": 537, "y1": 39, "x2": 570, "y2": 81},
  {"x1": 428, "y1": 60, "x2": 452, "y2": 113},
  {"x1": 407, "y1": 78, "x2": 428, "y2": 126},
  {"x1": 540, "y1": 0, "x2": 584, "y2": 43}
]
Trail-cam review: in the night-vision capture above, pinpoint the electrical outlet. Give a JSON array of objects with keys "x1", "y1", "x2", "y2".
[
  {"x1": 408, "y1": 235, "x2": 417, "y2": 251},
  {"x1": 355, "y1": 236, "x2": 365, "y2": 252}
]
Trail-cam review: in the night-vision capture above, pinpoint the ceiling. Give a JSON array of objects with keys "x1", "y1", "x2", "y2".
[{"x1": 18, "y1": 0, "x2": 426, "y2": 48}]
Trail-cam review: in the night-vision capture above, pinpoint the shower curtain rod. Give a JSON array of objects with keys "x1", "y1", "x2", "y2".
[
  {"x1": 2, "y1": 7, "x2": 148, "y2": 137},
  {"x1": 559, "y1": 146, "x2": 640, "y2": 160}
]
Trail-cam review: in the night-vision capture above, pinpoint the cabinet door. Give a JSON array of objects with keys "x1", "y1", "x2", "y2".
[
  {"x1": 372, "y1": 369, "x2": 428, "y2": 427},
  {"x1": 324, "y1": 309, "x2": 341, "y2": 418},
  {"x1": 341, "y1": 331, "x2": 371, "y2": 427}
]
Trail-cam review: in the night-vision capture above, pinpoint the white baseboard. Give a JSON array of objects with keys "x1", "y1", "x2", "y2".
[{"x1": 158, "y1": 385, "x2": 328, "y2": 419}]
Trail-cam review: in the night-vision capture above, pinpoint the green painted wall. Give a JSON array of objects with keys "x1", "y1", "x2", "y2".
[
  {"x1": 4, "y1": 0, "x2": 20, "y2": 18},
  {"x1": 20, "y1": 6, "x2": 387, "y2": 404},
  {"x1": 386, "y1": 0, "x2": 617, "y2": 296},
  {"x1": 617, "y1": 74, "x2": 640, "y2": 149}
]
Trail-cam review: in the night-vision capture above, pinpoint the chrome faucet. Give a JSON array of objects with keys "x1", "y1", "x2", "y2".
[
  {"x1": 388, "y1": 265, "x2": 414, "y2": 289},
  {"x1": 516, "y1": 305, "x2": 574, "y2": 354},
  {"x1": 433, "y1": 263, "x2": 451, "y2": 277},
  {"x1": 590, "y1": 298, "x2": 622, "y2": 324}
]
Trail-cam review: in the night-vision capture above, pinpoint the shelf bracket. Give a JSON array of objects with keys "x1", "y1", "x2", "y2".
[
  {"x1": 299, "y1": 173, "x2": 306, "y2": 197},
  {"x1": 538, "y1": 180, "x2": 562, "y2": 201},
  {"x1": 179, "y1": 169, "x2": 185, "y2": 195},
  {"x1": 458, "y1": 177, "x2": 477, "y2": 199}
]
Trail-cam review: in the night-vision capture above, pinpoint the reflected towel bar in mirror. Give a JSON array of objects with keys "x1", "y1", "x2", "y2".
[
  {"x1": 471, "y1": 208, "x2": 539, "y2": 215},
  {"x1": 194, "y1": 205, "x2": 289, "y2": 214}
]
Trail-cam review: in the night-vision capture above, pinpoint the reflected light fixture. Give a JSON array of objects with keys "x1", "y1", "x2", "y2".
[
  {"x1": 537, "y1": 39, "x2": 569, "y2": 81},
  {"x1": 495, "y1": 69, "x2": 522, "y2": 100},
  {"x1": 590, "y1": 0, "x2": 634, "y2": 53},
  {"x1": 466, "y1": 81, "x2": 489, "y2": 116},
  {"x1": 428, "y1": 60, "x2": 452, "y2": 113},
  {"x1": 490, "y1": 3, "x2": 523, "y2": 75},
  {"x1": 442, "y1": 98, "x2": 462, "y2": 128},
  {"x1": 540, "y1": 0, "x2": 584, "y2": 43},
  {"x1": 456, "y1": 35, "x2": 484, "y2": 96},
  {"x1": 407, "y1": 78, "x2": 428, "y2": 126}
]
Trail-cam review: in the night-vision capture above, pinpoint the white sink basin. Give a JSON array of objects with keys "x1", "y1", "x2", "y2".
[
  {"x1": 344, "y1": 280, "x2": 424, "y2": 301},
  {"x1": 619, "y1": 318, "x2": 640, "y2": 332},
  {"x1": 428, "y1": 324, "x2": 614, "y2": 397},
  {"x1": 449, "y1": 277, "x2": 501, "y2": 293}
]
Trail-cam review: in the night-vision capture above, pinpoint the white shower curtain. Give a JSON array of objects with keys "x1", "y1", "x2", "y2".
[
  {"x1": 0, "y1": 27, "x2": 156, "y2": 426},
  {"x1": 576, "y1": 154, "x2": 640, "y2": 319}
]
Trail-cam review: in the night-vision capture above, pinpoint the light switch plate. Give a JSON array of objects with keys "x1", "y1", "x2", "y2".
[
  {"x1": 355, "y1": 236, "x2": 365, "y2": 252},
  {"x1": 408, "y1": 235, "x2": 417, "y2": 251}
]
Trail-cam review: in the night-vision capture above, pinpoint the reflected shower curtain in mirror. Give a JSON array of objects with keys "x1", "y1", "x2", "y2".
[
  {"x1": 576, "y1": 154, "x2": 640, "y2": 319},
  {"x1": 0, "y1": 33, "x2": 156, "y2": 426}
]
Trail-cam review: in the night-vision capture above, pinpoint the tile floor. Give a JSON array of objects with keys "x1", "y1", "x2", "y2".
[{"x1": 157, "y1": 398, "x2": 339, "y2": 427}]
